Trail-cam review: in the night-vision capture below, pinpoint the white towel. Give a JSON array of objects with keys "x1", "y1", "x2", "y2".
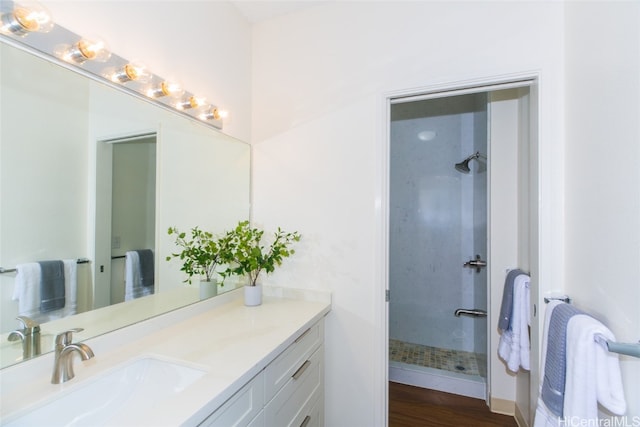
[
  {"x1": 125, "y1": 251, "x2": 153, "y2": 301},
  {"x1": 498, "y1": 273, "x2": 531, "y2": 372},
  {"x1": 534, "y1": 399, "x2": 562, "y2": 427},
  {"x1": 11, "y1": 262, "x2": 41, "y2": 317},
  {"x1": 534, "y1": 300, "x2": 563, "y2": 427},
  {"x1": 11, "y1": 260, "x2": 78, "y2": 322},
  {"x1": 61, "y1": 259, "x2": 78, "y2": 317},
  {"x1": 564, "y1": 314, "x2": 626, "y2": 421}
]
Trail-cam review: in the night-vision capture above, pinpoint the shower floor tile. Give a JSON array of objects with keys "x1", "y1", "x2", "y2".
[{"x1": 389, "y1": 339, "x2": 482, "y2": 377}]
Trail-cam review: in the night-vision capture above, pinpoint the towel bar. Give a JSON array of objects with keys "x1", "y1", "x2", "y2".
[
  {"x1": 0, "y1": 258, "x2": 90, "y2": 274},
  {"x1": 594, "y1": 334, "x2": 640, "y2": 359},
  {"x1": 544, "y1": 295, "x2": 639, "y2": 359}
]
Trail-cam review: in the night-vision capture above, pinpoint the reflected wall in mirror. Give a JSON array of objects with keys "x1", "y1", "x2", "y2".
[{"x1": 0, "y1": 41, "x2": 251, "y2": 369}]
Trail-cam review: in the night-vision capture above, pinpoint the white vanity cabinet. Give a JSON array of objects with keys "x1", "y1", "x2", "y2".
[{"x1": 199, "y1": 319, "x2": 324, "y2": 427}]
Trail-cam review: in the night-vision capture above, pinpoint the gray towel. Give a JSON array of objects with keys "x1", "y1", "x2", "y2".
[
  {"x1": 540, "y1": 303, "x2": 584, "y2": 417},
  {"x1": 39, "y1": 260, "x2": 65, "y2": 312},
  {"x1": 136, "y1": 249, "x2": 154, "y2": 288},
  {"x1": 498, "y1": 269, "x2": 527, "y2": 332}
]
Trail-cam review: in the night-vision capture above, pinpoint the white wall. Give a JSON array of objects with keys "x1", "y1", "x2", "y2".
[
  {"x1": 564, "y1": 2, "x2": 640, "y2": 418},
  {"x1": 42, "y1": 0, "x2": 253, "y2": 142},
  {"x1": 251, "y1": 2, "x2": 566, "y2": 425}
]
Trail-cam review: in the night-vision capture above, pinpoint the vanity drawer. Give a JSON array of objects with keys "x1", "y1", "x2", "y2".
[
  {"x1": 199, "y1": 372, "x2": 264, "y2": 427},
  {"x1": 264, "y1": 345, "x2": 323, "y2": 427},
  {"x1": 296, "y1": 392, "x2": 324, "y2": 427},
  {"x1": 264, "y1": 319, "x2": 323, "y2": 401}
]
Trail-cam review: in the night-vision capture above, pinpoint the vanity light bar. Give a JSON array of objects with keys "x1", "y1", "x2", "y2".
[{"x1": 0, "y1": 0, "x2": 225, "y2": 130}]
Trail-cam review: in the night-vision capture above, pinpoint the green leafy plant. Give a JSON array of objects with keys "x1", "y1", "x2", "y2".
[
  {"x1": 223, "y1": 220, "x2": 301, "y2": 286},
  {"x1": 166, "y1": 226, "x2": 235, "y2": 284}
]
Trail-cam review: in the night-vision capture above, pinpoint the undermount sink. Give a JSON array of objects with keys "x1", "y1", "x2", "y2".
[{"x1": 3, "y1": 357, "x2": 207, "y2": 426}]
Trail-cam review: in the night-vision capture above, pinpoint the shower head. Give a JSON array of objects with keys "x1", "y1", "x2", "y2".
[
  {"x1": 455, "y1": 151, "x2": 484, "y2": 174},
  {"x1": 454, "y1": 159, "x2": 472, "y2": 173}
]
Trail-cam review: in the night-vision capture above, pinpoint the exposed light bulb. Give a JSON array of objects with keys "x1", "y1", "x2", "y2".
[
  {"x1": 147, "y1": 81, "x2": 184, "y2": 98},
  {"x1": 1, "y1": 2, "x2": 54, "y2": 36},
  {"x1": 199, "y1": 107, "x2": 228, "y2": 121},
  {"x1": 176, "y1": 96, "x2": 206, "y2": 110},
  {"x1": 62, "y1": 37, "x2": 111, "y2": 63},
  {"x1": 111, "y1": 63, "x2": 150, "y2": 83}
]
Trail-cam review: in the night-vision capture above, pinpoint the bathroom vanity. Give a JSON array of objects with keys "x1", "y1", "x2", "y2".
[{"x1": 0, "y1": 287, "x2": 331, "y2": 426}]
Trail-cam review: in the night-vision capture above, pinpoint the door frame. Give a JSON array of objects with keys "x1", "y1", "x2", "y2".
[{"x1": 378, "y1": 72, "x2": 540, "y2": 426}]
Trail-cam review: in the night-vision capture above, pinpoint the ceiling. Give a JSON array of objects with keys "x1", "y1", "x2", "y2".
[{"x1": 230, "y1": 1, "x2": 324, "y2": 23}]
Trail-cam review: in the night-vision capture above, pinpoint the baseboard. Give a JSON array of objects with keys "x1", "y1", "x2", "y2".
[
  {"x1": 490, "y1": 397, "x2": 515, "y2": 416},
  {"x1": 389, "y1": 362, "x2": 486, "y2": 400},
  {"x1": 514, "y1": 402, "x2": 528, "y2": 427}
]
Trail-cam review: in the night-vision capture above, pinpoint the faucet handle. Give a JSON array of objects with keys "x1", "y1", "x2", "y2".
[
  {"x1": 54, "y1": 328, "x2": 84, "y2": 346},
  {"x1": 16, "y1": 316, "x2": 40, "y2": 333}
]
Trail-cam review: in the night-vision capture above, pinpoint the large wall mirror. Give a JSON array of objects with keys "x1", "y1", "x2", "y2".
[{"x1": 0, "y1": 41, "x2": 251, "y2": 369}]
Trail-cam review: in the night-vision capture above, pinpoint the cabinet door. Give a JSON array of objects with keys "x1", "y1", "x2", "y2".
[{"x1": 199, "y1": 373, "x2": 264, "y2": 427}]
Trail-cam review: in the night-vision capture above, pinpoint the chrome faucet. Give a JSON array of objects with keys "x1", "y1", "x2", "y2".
[
  {"x1": 7, "y1": 316, "x2": 41, "y2": 360},
  {"x1": 51, "y1": 328, "x2": 95, "y2": 384}
]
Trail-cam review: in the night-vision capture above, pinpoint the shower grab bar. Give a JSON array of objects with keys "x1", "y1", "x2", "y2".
[
  {"x1": 0, "y1": 258, "x2": 90, "y2": 274},
  {"x1": 454, "y1": 308, "x2": 487, "y2": 317},
  {"x1": 543, "y1": 294, "x2": 640, "y2": 359}
]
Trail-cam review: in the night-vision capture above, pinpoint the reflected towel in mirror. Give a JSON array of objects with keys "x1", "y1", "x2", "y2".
[
  {"x1": 136, "y1": 249, "x2": 154, "y2": 288},
  {"x1": 11, "y1": 260, "x2": 78, "y2": 322},
  {"x1": 39, "y1": 260, "x2": 65, "y2": 312},
  {"x1": 125, "y1": 251, "x2": 154, "y2": 301}
]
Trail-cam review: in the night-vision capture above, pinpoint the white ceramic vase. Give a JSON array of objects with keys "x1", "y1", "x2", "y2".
[
  {"x1": 244, "y1": 284, "x2": 262, "y2": 306},
  {"x1": 199, "y1": 279, "x2": 218, "y2": 300}
]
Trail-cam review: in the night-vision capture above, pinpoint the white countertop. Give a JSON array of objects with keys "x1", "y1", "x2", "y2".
[{"x1": 0, "y1": 287, "x2": 331, "y2": 426}]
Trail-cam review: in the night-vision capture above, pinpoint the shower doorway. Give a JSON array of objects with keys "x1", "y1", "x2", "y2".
[{"x1": 388, "y1": 93, "x2": 489, "y2": 399}]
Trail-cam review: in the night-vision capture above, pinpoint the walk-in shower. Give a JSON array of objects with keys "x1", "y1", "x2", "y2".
[{"x1": 389, "y1": 93, "x2": 488, "y2": 399}]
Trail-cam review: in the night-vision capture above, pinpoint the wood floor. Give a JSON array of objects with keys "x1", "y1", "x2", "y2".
[{"x1": 389, "y1": 382, "x2": 518, "y2": 427}]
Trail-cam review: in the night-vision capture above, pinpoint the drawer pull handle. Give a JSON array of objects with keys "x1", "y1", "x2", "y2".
[
  {"x1": 292, "y1": 360, "x2": 311, "y2": 380},
  {"x1": 300, "y1": 415, "x2": 311, "y2": 427},
  {"x1": 295, "y1": 328, "x2": 311, "y2": 343}
]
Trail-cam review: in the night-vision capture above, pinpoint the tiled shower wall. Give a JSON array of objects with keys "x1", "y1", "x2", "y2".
[{"x1": 389, "y1": 94, "x2": 487, "y2": 355}]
